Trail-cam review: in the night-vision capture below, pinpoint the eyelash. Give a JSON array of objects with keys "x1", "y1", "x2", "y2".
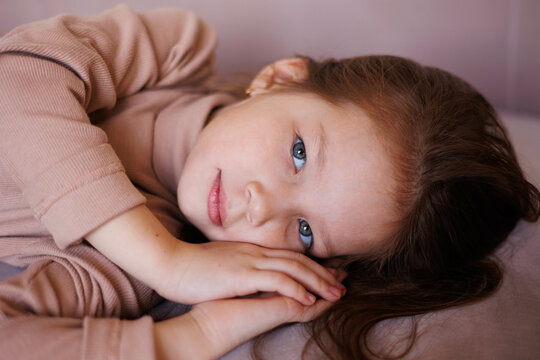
[
  {"x1": 292, "y1": 136, "x2": 306, "y2": 172},
  {"x1": 299, "y1": 219, "x2": 313, "y2": 250},
  {"x1": 291, "y1": 136, "x2": 313, "y2": 250}
]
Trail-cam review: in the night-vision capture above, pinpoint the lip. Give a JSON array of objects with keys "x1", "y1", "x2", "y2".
[{"x1": 207, "y1": 170, "x2": 227, "y2": 226}]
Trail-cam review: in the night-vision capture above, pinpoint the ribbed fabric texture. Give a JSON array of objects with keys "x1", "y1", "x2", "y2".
[{"x1": 0, "y1": 5, "x2": 230, "y2": 359}]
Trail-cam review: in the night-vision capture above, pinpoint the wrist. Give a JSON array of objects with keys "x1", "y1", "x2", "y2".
[
  {"x1": 154, "y1": 313, "x2": 216, "y2": 360},
  {"x1": 153, "y1": 240, "x2": 195, "y2": 298}
]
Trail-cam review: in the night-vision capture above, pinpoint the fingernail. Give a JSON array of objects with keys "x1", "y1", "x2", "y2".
[
  {"x1": 329, "y1": 286, "x2": 341, "y2": 298},
  {"x1": 306, "y1": 294, "x2": 316, "y2": 304}
]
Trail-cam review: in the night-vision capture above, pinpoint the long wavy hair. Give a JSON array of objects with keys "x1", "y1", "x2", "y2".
[{"x1": 251, "y1": 55, "x2": 540, "y2": 359}]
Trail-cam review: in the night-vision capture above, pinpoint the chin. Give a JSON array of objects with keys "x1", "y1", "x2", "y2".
[{"x1": 203, "y1": 230, "x2": 224, "y2": 242}]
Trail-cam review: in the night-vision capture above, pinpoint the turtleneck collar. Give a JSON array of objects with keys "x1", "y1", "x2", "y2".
[{"x1": 152, "y1": 91, "x2": 237, "y2": 196}]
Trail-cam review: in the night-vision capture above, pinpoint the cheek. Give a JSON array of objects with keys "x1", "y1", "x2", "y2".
[
  {"x1": 223, "y1": 224, "x2": 296, "y2": 251},
  {"x1": 223, "y1": 137, "x2": 281, "y2": 180}
]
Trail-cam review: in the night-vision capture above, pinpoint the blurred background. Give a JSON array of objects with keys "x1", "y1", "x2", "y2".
[{"x1": 1, "y1": 0, "x2": 539, "y2": 115}]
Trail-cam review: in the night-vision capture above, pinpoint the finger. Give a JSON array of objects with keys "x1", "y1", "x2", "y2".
[
  {"x1": 326, "y1": 267, "x2": 339, "y2": 277},
  {"x1": 292, "y1": 298, "x2": 334, "y2": 323},
  {"x1": 253, "y1": 270, "x2": 317, "y2": 306},
  {"x1": 243, "y1": 296, "x2": 333, "y2": 324},
  {"x1": 256, "y1": 257, "x2": 344, "y2": 302},
  {"x1": 263, "y1": 249, "x2": 342, "y2": 288},
  {"x1": 192, "y1": 295, "x2": 324, "y2": 347},
  {"x1": 326, "y1": 267, "x2": 348, "y2": 283},
  {"x1": 190, "y1": 296, "x2": 293, "y2": 351},
  {"x1": 334, "y1": 268, "x2": 348, "y2": 283}
]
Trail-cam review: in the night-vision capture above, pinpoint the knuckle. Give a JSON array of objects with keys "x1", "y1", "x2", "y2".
[
  {"x1": 284, "y1": 258, "x2": 303, "y2": 271},
  {"x1": 314, "y1": 276, "x2": 328, "y2": 290},
  {"x1": 272, "y1": 271, "x2": 290, "y2": 284},
  {"x1": 272, "y1": 272, "x2": 300, "y2": 292},
  {"x1": 289, "y1": 251, "x2": 306, "y2": 262},
  {"x1": 283, "y1": 297, "x2": 297, "y2": 316},
  {"x1": 283, "y1": 298, "x2": 303, "y2": 322}
]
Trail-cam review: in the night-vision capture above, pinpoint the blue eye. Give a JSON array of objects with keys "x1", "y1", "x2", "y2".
[
  {"x1": 299, "y1": 219, "x2": 313, "y2": 250},
  {"x1": 292, "y1": 137, "x2": 306, "y2": 171}
]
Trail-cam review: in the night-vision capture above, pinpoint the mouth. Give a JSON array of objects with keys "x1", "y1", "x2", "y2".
[{"x1": 207, "y1": 170, "x2": 227, "y2": 226}]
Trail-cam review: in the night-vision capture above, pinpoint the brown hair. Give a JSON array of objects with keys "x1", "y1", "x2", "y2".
[{"x1": 253, "y1": 55, "x2": 540, "y2": 359}]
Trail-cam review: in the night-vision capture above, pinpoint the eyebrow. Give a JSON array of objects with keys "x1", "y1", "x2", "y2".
[
  {"x1": 318, "y1": 221, "x2": 334, "y2": 258},
  {"x1": 313, "y1": 123, "x2": 327, "y2": 176},
  {"x1": 312, "y1": 123, "x2": 333, "y2": 257}
]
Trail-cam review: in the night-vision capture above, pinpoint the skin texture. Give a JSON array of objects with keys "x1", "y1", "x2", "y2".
[
  {"x1": 154, "y1": 294, "x2": 334, "y2": 360},
  {"x1": 178, "y1": 85, "x2": 397, "y2": 258},
  {"x1": 91, "y1": 58, "x2": 393, "y2": 359},
  {"x1": 161, "y1": 59, "x2": 397, "y2": 358},
  {"x1": 86, "y1": 60, "x2": 358, "y2": 309}
]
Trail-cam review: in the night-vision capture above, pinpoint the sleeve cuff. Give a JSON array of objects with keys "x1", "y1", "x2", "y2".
[
  {"x1": 23, "y1": 143, "x2": 146, "y2": 248},
  {"x1": 40, "y1": 172, "x2": 146, "y2": 249}
]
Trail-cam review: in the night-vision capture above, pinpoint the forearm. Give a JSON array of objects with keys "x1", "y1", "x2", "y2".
[
  {"x1": 0, "y1": 5, "x2": 217, "y2": 250},
  {"x1": 85, "y1": 205, "x2": 188, "y2": 294},
  {"x1": 153, "y1": 305, "x2": 279, "y2": 360},
  {"x1": 88, "y1": 204, "x2": 344, "y2": 307},
  {"x1": 154, "y1": 295, "x2": 331, "y2": 360}
]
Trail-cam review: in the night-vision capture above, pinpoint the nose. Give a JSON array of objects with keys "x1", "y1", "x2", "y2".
[{"x1": 245, "y1": 181, "x2": 279, "y2": 226}]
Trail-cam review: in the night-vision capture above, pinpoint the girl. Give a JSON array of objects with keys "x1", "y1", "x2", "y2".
[
  {"x1": 0, "y1": 5, "x2": 538, "y2": 360},
  {"x1": 0, "y1": 5, "x2": 344, "y2": 359}
]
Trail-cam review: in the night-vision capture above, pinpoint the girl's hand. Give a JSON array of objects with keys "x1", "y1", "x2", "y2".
[
  {"x1": 86, "y1": 205, "x2": 344, "y2": 306},
  {"x1": 154, "y1": 294, "x2": 332, "y2": 360},
  {"x1": 157, "y1": 240, "x2": 345, "y2": 305}
]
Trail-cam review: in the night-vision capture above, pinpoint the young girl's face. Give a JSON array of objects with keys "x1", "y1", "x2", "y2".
[{"x1": 177, "y1": 91, "x2": 397, "y2": 258}]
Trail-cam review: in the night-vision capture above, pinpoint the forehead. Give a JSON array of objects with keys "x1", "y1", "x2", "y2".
[{"x1": 295, "y1": 96, "x2": 397, "y2": 257}]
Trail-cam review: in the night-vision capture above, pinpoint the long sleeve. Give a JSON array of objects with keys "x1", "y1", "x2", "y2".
[
  {"x1": 0, "y1": 4, "x2": 217, "y2": 248},
  {"x1": 0, "y1": 238, "x2": 161, "y2": 360}
]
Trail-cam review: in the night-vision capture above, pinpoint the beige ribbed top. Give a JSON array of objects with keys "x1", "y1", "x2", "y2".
[{"x1": 0, "y1": 5, "x2": 234, "y2": 359}]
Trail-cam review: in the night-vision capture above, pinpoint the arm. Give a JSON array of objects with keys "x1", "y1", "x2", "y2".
[
  {"x1": 0, "y1": 5, "x2": 216, "y2": 248},
  {"x1": 0, "y1": 6, "x2": 343, "y2": 305},
  {"x1": 154, "y1": 295, "x2": 332, "y2": 360},
  {"x1": 0, "y1": 240, "x2": 335, "y2": 360},
  {"x1": 0, "y1": 246, "x2": 159, "y2": 360},
  {"x1": 86, "y1": 205, "x2": 345, "y2": 306}
]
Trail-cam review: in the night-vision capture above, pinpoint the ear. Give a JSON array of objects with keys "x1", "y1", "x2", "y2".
[{"x1": 247, "y1": 58, "x2": 309, "y2": 96}]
